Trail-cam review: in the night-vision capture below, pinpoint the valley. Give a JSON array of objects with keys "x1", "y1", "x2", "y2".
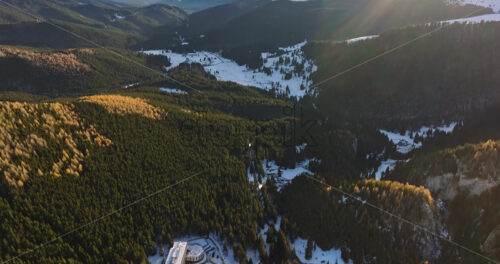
[{"x1": 0, "y1": 0, "x2": 499, "y2": 264}]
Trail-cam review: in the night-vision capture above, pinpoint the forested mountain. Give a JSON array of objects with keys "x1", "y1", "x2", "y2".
[
  {"x1": 158, "y1": 0, "x2": 242, "y2": 13},
  {"x1": 0, "y1": 73, "x2": 297, "y2": 263},
  {"x1": 146, "y1": 0, "x2": 489, "y2": 65},
  {"x1": 108, "y1": 0, "x2": 241, "y2": 13},
  {"x1": 305, "y1": 22, "x2": 500, "y2": 128},
  {"x1": 280, "y1": 177, "x2": 441, "y2": 263},
  {"x1": 0, "y1": 0, "x2": 187, "y2": 48},
  {"x1": 0, "y1": 45, "x2": 168, "y2": 96},
  {"x1": 1, "y1": 0, "x2": 500, "y2": 263}
]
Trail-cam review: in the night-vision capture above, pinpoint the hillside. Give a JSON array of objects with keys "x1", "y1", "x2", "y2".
[
  {"x1": 2, "y1": 0, "x2": 500, "y2": 263},
  {"x1": 304, "y1": 22, "x2": 500, "y2": 127},
  {"x1": 387, "y1": 139, "x2": 500, "y2": 262},
  {"x1": 279, "y1": 176, "x2": 442, "y2": 262},
  {"x1": 159, "y1": 0, "x2": 242, "y2": 13},
  {"x1": 0, "y1": 45, "x2": 169, "y2": 96},
  {"x1": 146, "y1": 0, "x2": 488, "y2": 65},
  {"x1": 0, "y1": 77, "x2": 299, "y2": 263},
  {"x1": 0, "y1": 0, "x2": 187, "y2": 48},
  {"x1": 108, "y1": 0, "x2": 241, "y2": 13}
]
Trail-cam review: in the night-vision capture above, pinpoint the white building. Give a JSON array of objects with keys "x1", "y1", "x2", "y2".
[{"x1": 164, "y1": 242, "x2": 187, "y2": 264}]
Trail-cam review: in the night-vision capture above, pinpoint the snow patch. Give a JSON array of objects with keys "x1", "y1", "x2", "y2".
[
  {"x1": 375, "y1": 159, "x2": 398, "y2": 180},
  {"x1": 264, "y1": 159, "x2": 316, "y2": 190},
  {"x1": 346, "y1": 35, "x2": 379, "y2": 44},
  {"x1": 293, "y1": 237, "x2": 349, "y2": 264},
  {"x1": 256, "y1": 216, "x2": 350, "y2": 264},
  {"x1": 114, "y1": 13, "x2": 125, "y2": 19},
  {"x1": 159, "y1": 87, "x2": 188, "y2": 94},
  {"x1": 296, "y1": 143, "x2": 307, "y2": 153},
  {"x1": 248, "y1": 157, "x2": 318, "y2": 190},
  {"x1": 123, "y1": 82, "x2": 139, "y2": 89},
  {"x1": 380, "y1": 123, "x2": 458, "y2": 154}
]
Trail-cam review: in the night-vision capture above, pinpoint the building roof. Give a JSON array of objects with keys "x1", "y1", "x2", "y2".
[
  {"x1": 186, "y1": 245, "x2": 204, "y2": 258},
  {"x1": 165, "y1": 242, "x2": 187, "y2": 264}
]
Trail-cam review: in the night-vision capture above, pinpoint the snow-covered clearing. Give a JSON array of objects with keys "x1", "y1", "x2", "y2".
[
  {"x1": 143, "y1": 41, "x2": 317, "y2": 97},
  {"x1": 380, "y1": 123, "x2": 458, "y2": 154}
]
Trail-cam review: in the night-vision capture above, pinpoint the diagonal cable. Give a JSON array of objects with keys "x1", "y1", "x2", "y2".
[
  {"x1": 302, "y1": 173, "x2": 500, "y2": 264},
  {"x1": 311, "y1": 6, "x2": 489, "y2": 89},
  {"x1": 0, "y1": 170, "x2": 205, "y2": 264}
]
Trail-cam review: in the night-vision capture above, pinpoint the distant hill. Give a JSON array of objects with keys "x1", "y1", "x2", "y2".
[
  {"x1": 0, "y1": 0, "x2": 187, "y2": 48},
  {"x1": 0, "y1": 45, "x2": 168, "y2": 96},
  {"x1": 305, "y1": 22, "x2": 500, "y2": 127},
  {"x1": 145, "y1": 0, "x2": 489, "y2": 65},
  {"x1": 108, "y1": 0, "x2": 241, "y2": 13}
]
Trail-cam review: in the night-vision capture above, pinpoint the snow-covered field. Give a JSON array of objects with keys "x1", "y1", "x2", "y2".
[
  {"x1": 143, "y1": 41, "x2": 317, "y2": 97},
  {"x1": 380, "y1": 123, "x2": 458, "y2": 154}
]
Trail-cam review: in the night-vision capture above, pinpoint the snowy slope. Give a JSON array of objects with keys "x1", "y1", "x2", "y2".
[
  {"x1": 248, "y1": 158, "x2": 318, "y2": 190},
  {"x1": 450, "y1": 0, "x2": 500, "y2": 12},
  {"x1": 443, "y1": 13, "x2": 500, "y2": 23},
  {"x1": 254, "y1": 217, "x2": 349, "y2": 264},
  {"x1": 369, "y1": 123, "x2": 458, "y2": 180},
  {"x1": 375, "y1": 159, "x2": 398, "y2": 180},
  {"x1": 380, "y1": 123, "x2": 458, "y2": 154},
  {"x1": 143, "y1": 41, "x2": 317, "y2": 97},
  {"x1": 346, "y1": 35, "x2": 379, "y2": 43},
  {"x1": 292, "y1": 237, "x2": 348, "y2": 264}
]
